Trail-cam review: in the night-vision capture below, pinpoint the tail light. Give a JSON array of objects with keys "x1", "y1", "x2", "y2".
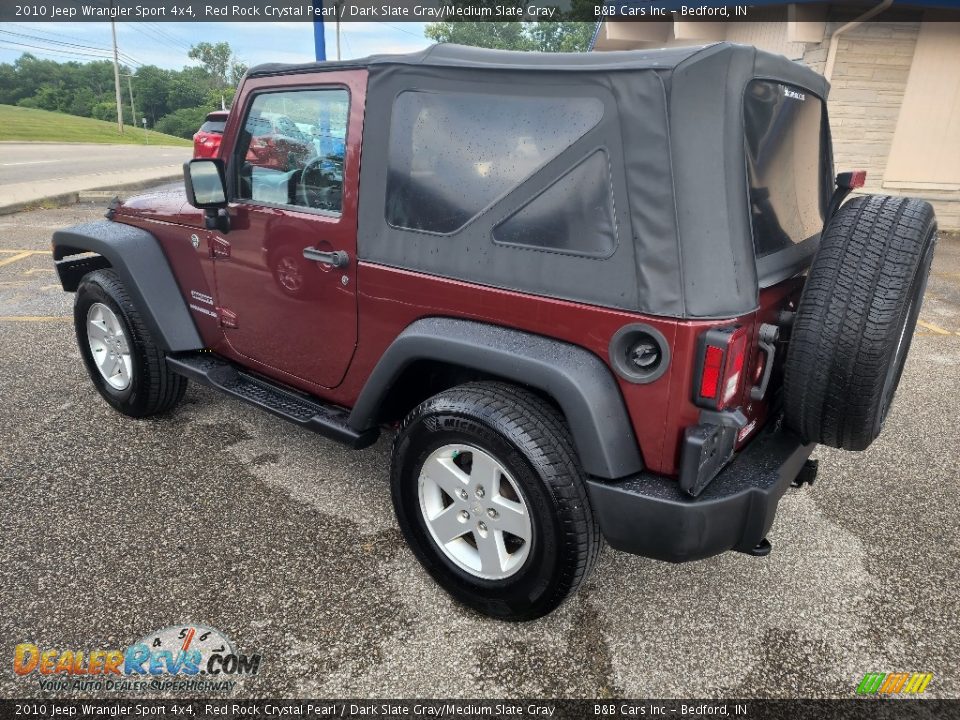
[
  {"x1": 694, "y1": 326, "x2": 748, "y2": 410},
  {"x1": 836, "y1": 170, "x2": 867, "y2": 190}
]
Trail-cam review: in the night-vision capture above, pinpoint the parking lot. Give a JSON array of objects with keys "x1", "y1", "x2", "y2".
[{"x1": 1, "y1": 196, "x2": 959, "y2": 699}]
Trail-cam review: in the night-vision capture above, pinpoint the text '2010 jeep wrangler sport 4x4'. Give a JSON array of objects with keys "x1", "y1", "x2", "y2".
[{"x1": 53, "y1": 43, "x2": 937, "y2": 620}]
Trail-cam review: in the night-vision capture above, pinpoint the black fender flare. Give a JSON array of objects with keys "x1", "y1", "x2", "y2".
[
  {"x1": 52, "y1": 220, "x2": 203, "y2": 353},
  {"x1": 348, "y1": 318, "x2": 644, "y2": 479}
]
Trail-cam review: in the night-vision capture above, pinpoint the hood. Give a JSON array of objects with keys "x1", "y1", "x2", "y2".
[{"x1": 113, "y1": 188, "x2": 206, "y2": 228}]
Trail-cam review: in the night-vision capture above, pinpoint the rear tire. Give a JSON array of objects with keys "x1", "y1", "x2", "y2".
[
  {"x1": 391, "y1": 382, "x2": 600, "y2": 621},
  {"x1": 783, "y1": 195, "x2": 937, "y2": 450},
  {"x1": 75, "y1": 269, "x2": 188, "y2": 418}
]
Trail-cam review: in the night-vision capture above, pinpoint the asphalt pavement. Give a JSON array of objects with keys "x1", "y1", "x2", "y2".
[
  {"x1": 0, "y1": 197, "x2": 958, "y2": 699},
  {"x1": 0, "y1": 143, "x2": 188, "y2": 211}
]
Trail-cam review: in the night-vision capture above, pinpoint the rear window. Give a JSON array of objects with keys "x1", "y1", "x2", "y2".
[
  {"x1": 744, "y1": 80, "x2": 830, "y2": 268},
  {"x1": 200, "y1": 120, "x2": 226, "y2": 134}
]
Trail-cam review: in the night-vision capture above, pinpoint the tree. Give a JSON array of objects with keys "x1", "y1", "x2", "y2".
[
  {"x1": 133, "y1": 65, "x2": 173, "y2": 124},
  {"x1": 167, "y1": 66, "x2": 212, "y2": 112},
  {"x1": 188, "y1": 41, "x2": 246, "y2": 89},
  {"x1": 424, "y1": 1, "x2": 595, "y2": 52},
  {"x1": 155, "y1": 106, "x2": 210, "y2": 139},
  {"x1": 425, "y1": 21, "x2": 534, "y2": 51}
]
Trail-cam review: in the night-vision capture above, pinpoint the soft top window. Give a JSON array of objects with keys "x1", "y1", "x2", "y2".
[
  {"x1": 744, "y1": 80, "x2": 830, "y2": 276},
  {"x1": 385, "y1": 90, "x2": 603, "y2": 235}
]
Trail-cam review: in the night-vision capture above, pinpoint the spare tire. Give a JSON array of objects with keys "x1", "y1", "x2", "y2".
[{"x1": 784, "y1": 195, "x2": 937, "y2": 451}]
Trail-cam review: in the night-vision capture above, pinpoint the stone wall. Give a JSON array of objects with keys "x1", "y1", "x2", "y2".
[{"x1": 802, "y1": 21, "x2": 958, "y2": 230}]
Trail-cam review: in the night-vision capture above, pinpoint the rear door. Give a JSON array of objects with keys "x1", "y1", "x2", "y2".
[{"x1": 213, "y1": 70, "x2": 366, "y2": 390}]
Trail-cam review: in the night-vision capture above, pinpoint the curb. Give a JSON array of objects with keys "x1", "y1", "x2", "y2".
[{"x1": 0, "y1": 174, "x2": 183, "y2": 216}]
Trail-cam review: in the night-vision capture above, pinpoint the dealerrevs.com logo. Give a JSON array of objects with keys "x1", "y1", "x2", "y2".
[
  {"x1": 856, "y1": 672, "x2": 934, "y2": 696},
  {"x1": 13, "y1": 625, "x2": 261, "y2": 693}
]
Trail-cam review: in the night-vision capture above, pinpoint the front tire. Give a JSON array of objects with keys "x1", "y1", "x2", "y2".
[
  {"x1": 391, "y1": 382, "x2": 600, "y2": 621},
  {"x1": 75, "y1": 269, "x2": 187, "y2": 418}
]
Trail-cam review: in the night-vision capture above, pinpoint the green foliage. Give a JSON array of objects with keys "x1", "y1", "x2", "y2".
[
  {"x1": 188, "y1": 41, "x2": 247, "y2": 88},
  {"x1": 154, "y1": 106, "x2": 210, "y2": 139},
  {"x1": 425, "y1": 21, "x2": 535, "y2": 51},
  {"x1": 0, "y1": 40, "x2": 243, "y2": 137},
  {"x1": 424, "y1": 3, "x2": 595, "y2": 53},
  {"x1": 90, "y1": 100, "x2": 117, "y2": 122}
]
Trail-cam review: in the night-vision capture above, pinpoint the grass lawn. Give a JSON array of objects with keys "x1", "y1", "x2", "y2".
[{"x1": 0, "y1": 104, "x2": 191, "y2": 146}]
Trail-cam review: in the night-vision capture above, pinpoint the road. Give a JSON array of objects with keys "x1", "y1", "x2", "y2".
[
  {"x1": 0, "y1": 143, "x2": 189, "y2": 210},
  {"x1": 0, "y1": 197, "x2": 958, "y2": 699}
]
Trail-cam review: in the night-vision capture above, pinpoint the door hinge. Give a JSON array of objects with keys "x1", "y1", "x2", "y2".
[
  {"x1": 218, "y1": 307, "x2": 238, "y2": 329},
  {"x1": 209, "y1": 236, "x2": 231, "y2": 259}
]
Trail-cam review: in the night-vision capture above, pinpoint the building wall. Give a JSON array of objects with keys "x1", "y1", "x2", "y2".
[
  {"x1": 797, "y1": 19, "x2": 958, "y2": 229},
  {"x1": 884, "y1": 20, "x2": 960, "y2": 232}
]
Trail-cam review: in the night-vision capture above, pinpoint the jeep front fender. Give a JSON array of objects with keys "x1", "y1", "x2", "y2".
[
  {"x1": 349, "y1": 318, "x2": 644, "y2": 479},
  {"x1": 52, "y1": 220, "x2": 203, "y2": 353}
]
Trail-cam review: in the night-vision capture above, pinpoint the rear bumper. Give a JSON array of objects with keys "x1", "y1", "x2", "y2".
[{"x1": 586, "y1": 426, "x2": 815, "y2": 563}]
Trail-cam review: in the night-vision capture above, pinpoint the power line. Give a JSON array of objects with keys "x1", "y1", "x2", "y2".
[
  {"x1": 0, "y1": 29, "x2": 115, "y2": 54},
  {"x1": 0, "y1": 41, "x2": 117, "y2": 64},
  {"x1": 8, "y1": 22, "x2": 113, "y2": 51},
  {"x1": 0, "y1": 30, "x2": 141, "y2": 67},
  {"x1": 144, "y1": 23, "x2": 193, "y2": 53},
  {"x1": 0, "y1": 37, "x2": 120, "y2": 62},
  {"x1": 383, "y1": 23, "x2": 426, "y2": 39}
]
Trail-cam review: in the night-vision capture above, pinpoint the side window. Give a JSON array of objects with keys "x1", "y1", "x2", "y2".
[
  {"x1": 386, "y1": 91, "x2": 603, "y2": 234},
  {"x1": 493, "y1": 150, "x2": 617, "y2": 257},
  {"x1": 235, "y1": 88, "x2": 348, "y2": 214}
]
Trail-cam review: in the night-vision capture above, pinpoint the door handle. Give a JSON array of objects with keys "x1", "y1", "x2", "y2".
[{"x1": 303, "y1": 247, "x2": 349, "y2": 268}]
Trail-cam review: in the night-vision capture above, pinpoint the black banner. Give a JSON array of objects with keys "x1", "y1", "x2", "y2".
[
  {"x1": 2, "y1": 699, "x2": 960, "y2": 720},
  {"x1": 4, "y1": 0, "x2": 959, "y2": 23}
]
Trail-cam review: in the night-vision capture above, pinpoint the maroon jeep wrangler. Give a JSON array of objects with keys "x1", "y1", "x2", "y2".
[{"x1": 53, "y1": 43, "x2": 937, "y2": 620}]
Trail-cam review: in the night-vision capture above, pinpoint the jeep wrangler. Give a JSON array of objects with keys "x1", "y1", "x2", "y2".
[{"x1": 52, "y1": 43, "x2": 937, "y2": 621}]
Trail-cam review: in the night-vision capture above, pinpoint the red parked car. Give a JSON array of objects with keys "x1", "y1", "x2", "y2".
[
  {"x1": 242, "y1": 112, "x2": 315, "y2": 171},
  {"x1": 192, "y1": 110, "x2": 229, "y2": 158},
  {"x1": 53, "y1": 44, "x2": 937, "y2": 621}
]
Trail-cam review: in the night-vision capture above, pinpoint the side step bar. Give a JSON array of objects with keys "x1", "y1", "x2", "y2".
[{"x1": 167, "y1": 353, "x2": 379, "y2": 450}]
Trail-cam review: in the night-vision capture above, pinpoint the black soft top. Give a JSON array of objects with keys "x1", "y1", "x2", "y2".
[
  {"x1": 248, "y1": 42, "x2": 825, "y2": 98},
  {"x1": 248, "y1": 43, "x2": 830, "y2": 319},
  {"x1": 248, "y1": 42, "x2": 730, "y2": 75}
]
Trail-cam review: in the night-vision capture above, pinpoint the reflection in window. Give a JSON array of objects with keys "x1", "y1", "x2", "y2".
[
  {"x1": 235, "y1": 88, "x2": 348, "y2": 214},
  {"x1": 386, "y1": 91, "x2": 604, "y2": 234},
  {"x1": 493, "y1": 150, "x2": 617, "y2": 257}
]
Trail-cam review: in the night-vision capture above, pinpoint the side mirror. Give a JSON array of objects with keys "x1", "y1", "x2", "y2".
[{"x1": 184, "y1": 158, "x2": 227, "y2": 209}]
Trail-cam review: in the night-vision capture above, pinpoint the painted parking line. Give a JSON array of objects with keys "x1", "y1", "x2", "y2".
[
  {"x1": 0, "y1": 249, "x2": 50, "y2": 254},
  {"x1": 0, "y1": 316, "x2": 71, "y2": 322},
  {"x1": 0, "y1": 251, "x2": 36, "y2": 268},
  {"x1": 917, "y1": 320, "x2": 952, "y2": 335},
  {"x1": 0, "y1": 250, "x2": 51, "y2": 269}
]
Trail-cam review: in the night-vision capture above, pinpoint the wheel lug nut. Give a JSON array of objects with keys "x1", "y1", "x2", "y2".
[
  {"x1": 475, "y1": 486, "x2": 485, "y2": 498},
  {"x1": 458, "y1": 489, "x2": 468, "y2": 501},
  {"x1": 487, "y1": 508, "x2": 498, "y2": 519},
  {"x1": 477, "y1": 521, "x2": 487, "y2": 533},
  {"x1": 459, "y1": 510, "x2": 469, "y2": 521}
]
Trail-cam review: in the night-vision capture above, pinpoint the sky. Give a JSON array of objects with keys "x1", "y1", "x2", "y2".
[{"x1": 0, "y1": 21, "x2": 432, "y2": 70}]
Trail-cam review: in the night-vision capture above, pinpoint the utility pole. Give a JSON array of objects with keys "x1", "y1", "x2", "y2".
[
  {"x1": 123, "y1": 74, "x2": 136, "y2": 131},
  {"x1": 335, "y1": 0, "x2": 342, "y2": 60},
  {"x1": 111, "y1": 20, "x2": 123, "y2": 133}
]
